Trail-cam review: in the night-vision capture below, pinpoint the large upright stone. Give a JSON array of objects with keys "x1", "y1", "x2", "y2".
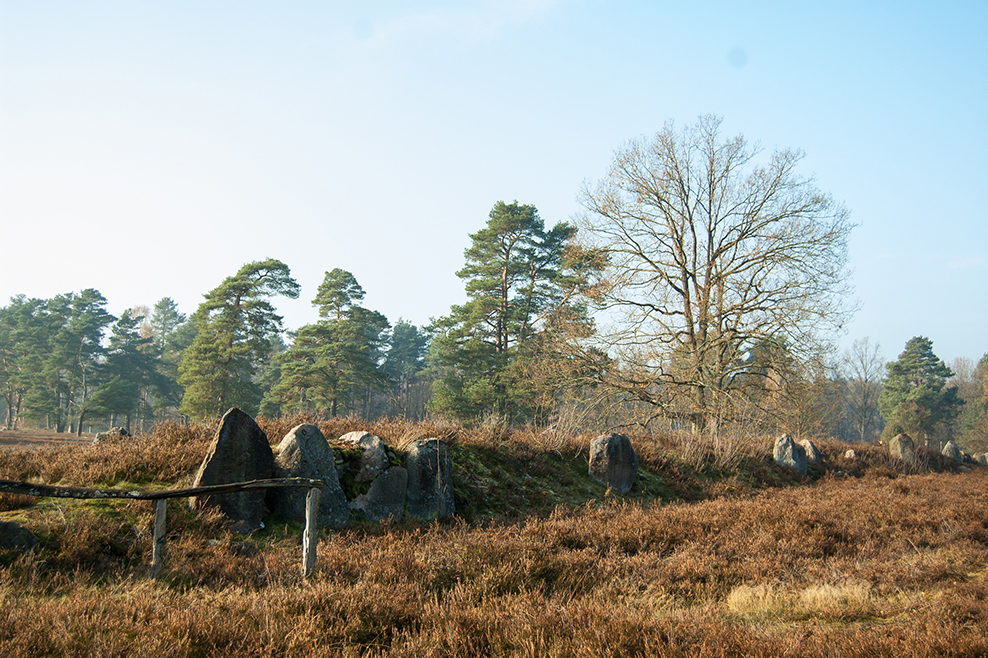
[
  {"x1": 800, "y1": 439, "x2": 822, "y2": 467},
  {"x1": 889, "y1": 433, "x2": 916, "y2": 463},
  {"x1": 189, "y1": 408, "x2": 275, "y2": 533},
  {"x1": 269, "y1": 424, "x2": 349, "y2": 527},
  {"x1": 340, "y1": 431, "x2": 391, "y2": 482},
  {"x1": 349, "y1": 466, "x2": 408, "y2": 522},
  {"x1": 589, "y1": 433, "x2": 638, "y2": 494},
  {"x1": 405, "y1": 438, "x2": 455, "y2": 520},
  {"x1": 942, "y1": 441, "x2": 962, "y2": 463},
  {"x1": 773, "y1": 434, "x2": 807, "y2": 475}
]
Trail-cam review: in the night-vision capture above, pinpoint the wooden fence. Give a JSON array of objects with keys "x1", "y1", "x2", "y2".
[{"x1": 0, "y1": 478, "x2": 325, "y2": 578}]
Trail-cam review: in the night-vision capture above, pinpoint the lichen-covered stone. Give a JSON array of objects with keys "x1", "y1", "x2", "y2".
[
  {"x1": 93, "y1": 427, "x2": 131, "y2": 444},
  {"x1": 773, "y1": 434, "x2": 807, "y2": 475},
  {"x1": 800, "y1": 439, "x2": 822, "y2": 467},
  {"x1": 589, "y1": 433, "x2": 638, "y2": 494},
  {"x1": 339, "y1": 431, "x2": 391, "y2": 483},
  {"x1": 942, "y1": 441, "x2": 962, "y2": 463},
  {"x1": 889, "y1": 433, "x2": 916, "y2": 463},
  {"x1": 405, "y1": 438, "x2": 454, "y2": 520},
  {"x1": 189, "y1": 408, "x2": 274, "y2": 533},
  {"x1": 269, "y1": 424, "x2": 349, "y2": 527},
  {"x1": 349, "y1": 466, "x2": 407, "y2": 522}
]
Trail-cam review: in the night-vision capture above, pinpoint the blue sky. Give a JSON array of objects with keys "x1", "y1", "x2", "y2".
[{"x1": 1, "y1": 1, "x2": 985, "y2": 365}]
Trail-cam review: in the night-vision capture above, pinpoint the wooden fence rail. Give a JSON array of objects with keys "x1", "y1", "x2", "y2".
[{"x1": 0, "y1": 478, "x2": 325, "y2": 578}]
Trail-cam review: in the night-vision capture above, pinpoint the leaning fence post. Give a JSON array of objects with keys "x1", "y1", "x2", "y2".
[
  {"x1": 302, "y1": 486, "x2": 321, "y2": 578},
  {"x1": 151, "y1": 499, "x2": 168, "y2": 578}
]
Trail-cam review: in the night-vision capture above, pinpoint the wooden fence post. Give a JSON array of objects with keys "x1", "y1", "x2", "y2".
[
  {"x1": 302, "y1": 487, "x2": 321, "y2": 579},
  {"x1": 0, "y1": 477, "x2": 326, "y2": 579},
  {"x1": 151, "y1": 499, "x2": 167, "y2": 578}
]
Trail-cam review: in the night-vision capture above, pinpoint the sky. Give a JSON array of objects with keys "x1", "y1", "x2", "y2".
[{"x1": 1, "y1": 1, "x2": 986, "y2": 365}]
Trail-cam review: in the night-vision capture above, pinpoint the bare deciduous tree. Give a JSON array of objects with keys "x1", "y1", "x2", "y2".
[
  {"x1": 578, "y1": 115, "x2": 855, "y2": 432},
  {"x1": 842, "y1": 337, "x2": 885, "y2": 442}
]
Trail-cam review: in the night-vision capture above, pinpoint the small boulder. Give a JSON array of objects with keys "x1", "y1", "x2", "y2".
[
  {"x1": 349, "y1": 466, "x2": 408, "y2": 522},
  {"x1": 800, "y1": 439, "x2": 822, "y2": 467},
  {"x1": 340, "y1": 431, "x2": 391, "y2": 483},
  {"x1": 773, "y1": 434, "x2": 807, "y2": 475},
  {"x1": 942, "y1": 441, "x2": 962, "y2": 463},
  {"x1": 844, "y1": 449, "x2": 857, "y2": 460},
  {"x1": 974, "y1": 453, "x2": 988, "y2": 466},
  {"x1": 589, "y1": 433, "x2": 638, "y2": 494},
  {"x1": 189, "y1": 408, "x2": 275, "y2": 533},
  {"x1": 888, "y1": 433, "x2": 916, "y2": 464},
  {"x1": 0, "y1": 521, "x2": 38, "y2": 552},
  {"x1": 405, "y1": 438, "x2": 455, "y2": 520},
  {"x1": 93, "y1": 427, "x2": 131, "y2": 444},
  {"x1": 269, "y1": 424, "x2": 349, "y2": 527}
]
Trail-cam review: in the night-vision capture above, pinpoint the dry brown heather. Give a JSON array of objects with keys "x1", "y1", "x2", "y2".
[{"x1": 0, "y1": 417, "x2": 986, "y2": 657}]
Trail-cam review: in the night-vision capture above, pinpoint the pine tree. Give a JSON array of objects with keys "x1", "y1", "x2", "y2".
[
  {"x1": 179, "y1": 259, "x2": 300, "y2": 420},
  {"x1": 266, "y1": 269, "x2": 389, "y2": 417},
  {"x1": 428, "y1": 201, "x2": 597, "y2": 424},
  {"x1": 879, "y1": 336, "x2": 964, "y2": 445},
  {"x1": 0, "y1": 296, "x2": 52, "y2": 429},
  {"x1": 46, "y1": 290, "x2": 115, "y2": 432},
  {"x1": 81, "y1": 309, "x2": 172, "y2": 433}
]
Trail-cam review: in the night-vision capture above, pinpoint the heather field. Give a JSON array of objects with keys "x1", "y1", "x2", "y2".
[{"x1": 1, "y1": 417, "x2": 986, "y2": 657}]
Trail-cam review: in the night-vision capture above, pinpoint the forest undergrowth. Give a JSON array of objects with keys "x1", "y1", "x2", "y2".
[{"x1": 0, "y1": 415, "x2": 986, "y2": 657}]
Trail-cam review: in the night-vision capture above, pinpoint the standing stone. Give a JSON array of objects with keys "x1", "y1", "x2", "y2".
[
  {"x1": 773, "y1": 434, "x2": 807, "y2": 475},
  {"x1": 349, "y1": 466, "x2": 408, "y2": 522},
  {"x1": 93, "y1": 427, "x2": 131, "y2": 444},
  {"x1": 942, "y1": 441, "x2": 962, "y2": 463},
  {"x1": 405, "y1": 438, "x2": 455, "y2": 520},
  {"x1": 189, "y1": 408, "x2": 275, "y2": 533},
  {"x1": 889, "y1": 433, "x2": 916, "y2": 463},
  {"x1": 800, "y1": 439, "x2": 822, "y2": 467},
  {"x1": 589, "y1": 433, "x2": 639, "y2": 494},
  {"x1": 340, "y1": 431, "x2": 391, "y2": 482},
  {"x1": 269, "y1": 424, "x2": 349, "y2": 527},
  {"x1": 0, "y1": 521, "x2": 38, "y2": 552}
]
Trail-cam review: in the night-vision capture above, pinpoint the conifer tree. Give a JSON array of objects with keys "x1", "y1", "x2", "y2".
[
  {"x1": 428, "y1": 201, "x2": 597, "y2": 423},
  {"x1": 47, "y1": 289, "x2": 115, "y2": 431},
  {"x1": 879, "y1": 336, "x2": 964, "y2": 445},
  {"x1": 179, "y1": 259, "x2": 299, "y2": 420},
  {"x1": 267, "y1": 269, "x2": 389, "y2": 417}
]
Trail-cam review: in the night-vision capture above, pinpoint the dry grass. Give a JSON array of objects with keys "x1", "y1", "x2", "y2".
[{"x1": 0, "y1": 417, "x2": 985, "y2": 656}]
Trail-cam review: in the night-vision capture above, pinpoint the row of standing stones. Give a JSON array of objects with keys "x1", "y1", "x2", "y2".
[
  {"x1": 0, "y1": 415, "x2": 641, "y2": 550},
  {"x1": 773, "y1": 431, "x2": 987, "y2": 475},
  {"x1": 15, "y1": 416, "x2": 979, "y2": 548},
  {"x1": 190, "y1": 410, "x2": 643, "y2": 533},
  {"x1": 190, "y1": 408, "x2": 456, "y2": 533}
]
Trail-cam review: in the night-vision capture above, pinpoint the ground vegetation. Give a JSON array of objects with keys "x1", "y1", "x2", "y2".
[{"x1": 0, "y1": 417, "x2": 983, "y2": 657}]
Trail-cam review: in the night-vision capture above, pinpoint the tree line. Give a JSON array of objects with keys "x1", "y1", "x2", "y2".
[{"x1": 1, "y1": 117, "x2": 985, "y2": 452}]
